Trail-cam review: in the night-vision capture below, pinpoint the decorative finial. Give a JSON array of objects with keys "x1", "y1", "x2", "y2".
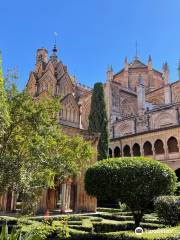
[
  {"x1": 164, "y1": 62, "x2": 169, "y2": 71},
  {"x1": 148, "y1": 55, "x2": 152, "y2": 62},
  {"x1": 107, "y1": 64, "x2": 113, "y2": 72}
]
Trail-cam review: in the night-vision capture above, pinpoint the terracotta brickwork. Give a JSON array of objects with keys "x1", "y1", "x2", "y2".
[{"x1": 109, "y1": 56, "x2": 180, "y2": 172}]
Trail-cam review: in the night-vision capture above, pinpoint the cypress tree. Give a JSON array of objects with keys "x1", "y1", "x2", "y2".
[{"x1": 88, "y1": 82, "x2": 108, "y2": 160}]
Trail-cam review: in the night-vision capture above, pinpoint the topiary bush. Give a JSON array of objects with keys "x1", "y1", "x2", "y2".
[
  {"x1": 154, "y1": 195, "x2": 180, "y2": 226},
  {"x1": 85, "y1": 157, "x2": 177, "y2": 227}
]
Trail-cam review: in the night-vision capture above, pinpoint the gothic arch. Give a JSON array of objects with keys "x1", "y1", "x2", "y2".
[
  {"x1": 123, "y1": 145, "x2": 131, "y2": 157},
  {"x1": 167, "y1": 137, "x2": 179, "y2": 153},
  {"x1": 153, "y1": 112, "x2": 174, "y2": 129},
  {"x1": 143, "y1": 141, "x2": 153, "y2": 156},
  {"x1": 120, "y1": 99, "x2": 135, "y2": 117},
  {"x1": 154, "y1": 139, "x2": 165, "y2": 154},
  {"x1": 114, "y1": 146, "x2": 121, "y2": 157},
  {"x1": 109, "y1": 148, "x2": 112, "y2": 158},
  {"x1": 132, "y1": 143, "x2": 141, "y2": 156}
]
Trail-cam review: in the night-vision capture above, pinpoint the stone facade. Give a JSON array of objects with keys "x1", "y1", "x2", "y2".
[{"x1": 108, "y1": 56, "x2": 180, "y2": 174}]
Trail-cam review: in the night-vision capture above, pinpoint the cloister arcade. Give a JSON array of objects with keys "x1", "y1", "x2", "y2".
[
  {"x1": 109, "y1": 136, "x2": 179, "y2": 158},
  {"x1": 109, "y1": 135, "x2": 180, "y2": 179}
]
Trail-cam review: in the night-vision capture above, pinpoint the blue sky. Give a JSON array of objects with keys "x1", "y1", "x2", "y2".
[{"x1": 0, "y1": 0, "x2": 180, "y2": 89}]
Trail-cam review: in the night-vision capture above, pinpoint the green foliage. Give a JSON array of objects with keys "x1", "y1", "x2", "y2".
[
  {"x1": 155, "y1": 196, "x2": 180, "y2": 226},
  {"x1": 0, "y1": 74, "x2": 93, "y2": 214},
  {"x1": 85, "y1": 157, "x2": 177, "y2": 226},
  {"x1": 93, "y1": 221, "x2": 164, "y2": 233},
  {"x1": 0, "y1": 53, "x2": 10, "y2": 140},
  {"x1": 88, "y1": 82, "x2": 108, "y2": 160},
  {"x1": 68, "y1": 225, "x2": 180, "y2": 240},
  {"x1": 21, "y1": 220, "x2": 69, "y2": 239}
]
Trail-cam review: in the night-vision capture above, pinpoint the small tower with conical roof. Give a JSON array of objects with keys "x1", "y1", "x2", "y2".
[
  {"x1": 106, "y1": 65, "x2": 113, "y2": 82},
  {"x1": 163, "y1": 62, "x2": 170, "y2": 85}
]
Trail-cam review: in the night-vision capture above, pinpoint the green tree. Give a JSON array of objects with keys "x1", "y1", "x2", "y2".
[
  {"x1": 0, "y1": 81, "x2": 93, "y2": 213},
  {"x1": 88, "y1": 82, "x2": 108, "y2": 160},
  {"x1": 85, "y1": 157, "x2": 177, "y2": 227},
  {"x1": 0, "y1": 53, "x2": 10, "y2": 139}
]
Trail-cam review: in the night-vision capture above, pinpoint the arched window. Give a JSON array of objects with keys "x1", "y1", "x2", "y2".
[
  {"x1": 109, "y1": 148, "x2": 112, "y2": 158},
  {"x1": 114, "y1": 146, "x2": 121, "y2": 157},
  {"x1": 123, "y1": 145, "x2": 131, "y2": 157},
  {"x1": 143, "y1": 141, "x2": 153, "y2": 156},
  {"x1": 154, "y1": 139, "x2": 165, "y2": 154},
  {"x1": 167, "y1": 137, "x2": 179, "y2": 153},
  {"x1": 132, "y1": 143, "x2": 141, "y2": 156},
  {"x1": 175, "y1": 168, "x2": 180, "y2": 182}
]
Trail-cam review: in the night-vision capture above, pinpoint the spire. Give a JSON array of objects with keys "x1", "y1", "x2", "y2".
[
  {"x1": 148, "y1": 55, "x2": 152, "y2": 62},
  {"x1": 124, "y1": 57, "x2": 128, "y2": 71},
  {"x1": 163, "y1": 61, "x2": 170, "y2": 84},
  {"x1": 148, "y1": 55, "x2": 152, "y2": 70},
  {"x1": 106, "y1": 65, "x2": 113, "y2": 82},
  {"x1": 50, "y1": 44, "x2": 58, "y2": 63}
]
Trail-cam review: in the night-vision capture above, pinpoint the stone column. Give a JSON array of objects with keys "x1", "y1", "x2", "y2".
[
  {"x1": 153, "y1": 146, "x2": 156, "y2": 160},
  {"x1": 61, "y1": 182, "x2": 72, "y2": 212},
  {"x1": 61, "y1": 183, "x2": 66, "y2": 212},
  {"x1": 140, "y1": 145, "x2": 144, "y2": 156}
]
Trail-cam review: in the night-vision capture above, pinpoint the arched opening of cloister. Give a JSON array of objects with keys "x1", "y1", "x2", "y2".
[
  {"x1": 132, "y1": 143, "x2": 141, "y2": 156},
  {"x1": 154, "y1": 139, "x2": 165, "y2": 154},
  {"x1": 123, "y1": 145, "x2": 131, "y2": 157},
  {"x1": 167, "y1": 137, "x2": 179, "y2": 153},
  {"x1": 143, "y1": 141, "x2": 153, "y2": 156},
  {"x1": 109, "y1": 148, "x2": 112, "y2": 158},
  {"x1": 114, "y1": 146, "x2": 121, "y2": 157}
]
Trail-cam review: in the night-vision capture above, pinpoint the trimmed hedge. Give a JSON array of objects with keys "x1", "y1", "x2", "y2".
[
  {"x1": 93, "y1": 221, "x2": 165, "y2": 233},
  {"x1": 155, "y1": 196, "x2": 180, "y2": 226},
  {"x1": 68, "y1": 226, "x2": 180, "y2": 240}
]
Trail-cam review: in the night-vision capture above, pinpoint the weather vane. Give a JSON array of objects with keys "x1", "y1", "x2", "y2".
[{"x1": 54, "y1": 32, "x2": 58, "y2": 45}]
